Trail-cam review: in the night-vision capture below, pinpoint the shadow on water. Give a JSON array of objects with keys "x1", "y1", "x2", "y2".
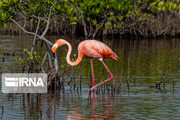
[{"x1": 0, "y1": 35, "x2": 180, "y2": 119}]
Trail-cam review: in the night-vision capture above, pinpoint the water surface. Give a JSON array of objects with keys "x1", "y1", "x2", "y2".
[{"x1": 0, "y1": 35, "x2": 180, "y2": 119}]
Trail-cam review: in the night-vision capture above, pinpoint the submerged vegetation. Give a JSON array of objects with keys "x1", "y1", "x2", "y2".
[
  {"x1": 0, "y1": 0, "x2": 180, "y2": 38},
  {"x1": 15, "y1": 49, "x2": 42, "y2": 73}
]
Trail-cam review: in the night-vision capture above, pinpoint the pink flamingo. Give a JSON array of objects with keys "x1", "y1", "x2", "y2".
[{"x1": 51, "y1": 39, "x2": 118, "y2": 91}]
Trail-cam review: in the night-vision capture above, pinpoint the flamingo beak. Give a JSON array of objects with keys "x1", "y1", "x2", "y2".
[{"x1": 51, "y1": 43, "x2": 58, "y2": 53}]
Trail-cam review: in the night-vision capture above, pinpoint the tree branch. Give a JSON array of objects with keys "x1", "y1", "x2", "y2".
[
  {"x1": 74, "y1": 7, "x2": 88, "y2": 38},
  {"x1": 92, "y1": 19, "x2": 106, "y2": 39},
  {"x1": 41, "y1": 1, "x2": 57, "y2": 37},
  {"x1": 23, "y1": 18, "x2": 26, "y2": 29},
  {"x1": 42, "y1": 52, "x2": 48, "y2": 65},
  {"x1": 31, "y1": 15, "x2": 48, "y2": 22},
  {"x1": 31, "y1": 18, "x2": 41, "y2": 54},
  {"x1": 9, "y1": 1, "x2": 60, "y2": 72},
  {"x1": 54, "y1": 52, "x2": 59, "y2": 72},
  {"x1": 10, "y1": 18, "x2": 53, "y2": 45}
]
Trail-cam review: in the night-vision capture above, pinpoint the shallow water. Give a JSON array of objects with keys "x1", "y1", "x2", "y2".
[{"x1": 0, "y1": 35, "x2": 180, "y2": 119}]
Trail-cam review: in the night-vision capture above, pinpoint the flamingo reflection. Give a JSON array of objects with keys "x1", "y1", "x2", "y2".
[{"x1": 67, "y1": 91, "x2": 116, "y2": 120}]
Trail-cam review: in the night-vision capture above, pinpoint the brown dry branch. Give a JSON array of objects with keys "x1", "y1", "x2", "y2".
[
  {"x1": 155, "y1": 70, "x2": 168, "y2": 89},
  {"x1": 172, "y1": 72, "x2": 175, "y2": 91},
  {"x1": 119, "y1": 66, "x2": 123, "y2": 90},
  {"x1": 127, "y1": 57, "x2": 130, "y2": 90}
]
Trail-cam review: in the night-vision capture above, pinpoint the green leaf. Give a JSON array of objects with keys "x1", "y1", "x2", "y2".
[
  {"x1": 1, "y1": 12, "x2": 6, "y2": 21},
  {"x1": 3, "y1": 0, "x2": 12, "y2": 6},
  {"x1": 3, "y1": 23, "x2": 7, "y2": 28},
  {"x1": 150, "y1": 1, "x2": 157, "y2": 8},
  {"x1": 0, "y1": 1, "x2": 3, "y2": 9},
  {"x1": 71, "y1": 22, "x2": 77, "y2": 24},
  {"x1": 18, "y1": 4, "x2": 23, "y2": 10},
  {"x1": 13, "y1": 0, "x2": 19, "y2": 4},
  {"x1": 158, "y1": 1, "x2": 164, "y2": 7}
]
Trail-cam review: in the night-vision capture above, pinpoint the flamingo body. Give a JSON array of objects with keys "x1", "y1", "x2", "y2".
[
  {"x1": 77, "y1": 40, "x2": 118, "y2": 61},
  {"x1": 51, "y1": 39, "x2": 118, "y2": 91}
]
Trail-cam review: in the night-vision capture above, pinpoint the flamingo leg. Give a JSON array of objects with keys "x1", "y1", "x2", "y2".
[
  {"x1": 90, "y1": 59, "x2": 95, "y2": 87},
  {"x1": 88, "y1": 59, "x2": 113, "y2": 92}
]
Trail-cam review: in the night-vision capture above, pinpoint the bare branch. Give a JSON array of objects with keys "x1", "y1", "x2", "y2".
[
  {"x1": 31, "y1": 15, "x2": 48, "y2": 22},
  {"x1": 23, "y1": 18, "x2": 26, "y2": 29},
  {"x1": 9, "y1": 1, "x2": 60, "y2": 72},
  {"x1": 46, "y1": 44, "x2": 52, "y2": 68},
  {"x1": 79, "y1": 8, "x2": 88, "y2": 37},
  {"x1": 42, "y1": 52, "x2": 48, "y2": 65},
  {"x1": 31, "y1": 18, "x2": 41, "y2": 54},
  {"x1": 54, "y1": 52, "x2": 59, "y2": 72},
  {"x1": 10, "y1": 18, "x2": 53, "y2": 45},
  {"x1": 92, "y1": 19, "x2": 106, "y2": 38},
  {"x1": 72, "y1": 6, "x2": 88, "y2": 37},
  {"x1": 41, "y1": 1, "x2": 57, "y2": 37}
]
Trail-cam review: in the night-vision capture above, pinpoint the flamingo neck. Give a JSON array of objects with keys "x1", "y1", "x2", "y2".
[{"x1": 65, "y1": 41, "x2": 83, "y2": 66}]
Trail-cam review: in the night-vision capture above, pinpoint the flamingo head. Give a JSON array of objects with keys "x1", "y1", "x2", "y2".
[{"x1": 51, "y1": 39, "x2": 66, "y2": 53}]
